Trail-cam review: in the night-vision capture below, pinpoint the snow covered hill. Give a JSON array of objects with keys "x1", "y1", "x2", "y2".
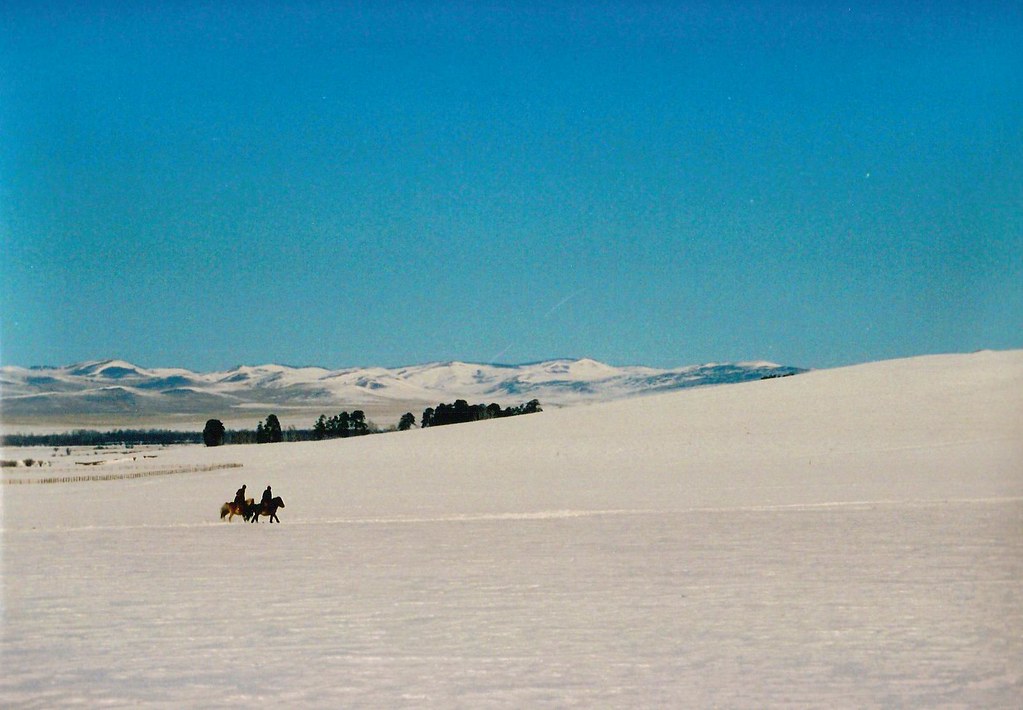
[{"x1": 0, "y1": 357, "x2": 804, "y2": 424}]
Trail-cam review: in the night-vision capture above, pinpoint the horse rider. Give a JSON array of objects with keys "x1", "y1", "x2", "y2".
[
  {"x1": 234, "y1": 484, "x2": 247, "y2": 508},
  {"x1": 261, "y1": 485, "x2": 273, "y2": 509}
]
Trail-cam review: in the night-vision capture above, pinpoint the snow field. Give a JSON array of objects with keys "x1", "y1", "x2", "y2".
[{"x1": 2, "y1": 350, "x2": 1022, "y2": 706}]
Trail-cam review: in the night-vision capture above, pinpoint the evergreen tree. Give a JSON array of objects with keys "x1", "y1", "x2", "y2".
[
  {"x1": 350, "y1": 410, "x2": 369, "y2": 436},
  {"x1": 398, "y1": 412, "x2": 416, "y2": 431},
  {"x1": 265, "y1": 414, "x2": 283, "y2": 443},
  {"x1": 313, "y1": 415, "x2": 327, "y2": 440},
  {"x1": 202, "y1": 419, "x2": 225, "y2": 447}
]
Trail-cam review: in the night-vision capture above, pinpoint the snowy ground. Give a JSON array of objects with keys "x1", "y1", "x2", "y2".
[{"x1": 2, "y1": 351, "x2": 1022, "y2": 707}]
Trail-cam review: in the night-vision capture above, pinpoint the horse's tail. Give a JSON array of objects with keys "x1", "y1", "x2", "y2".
[{"x1": 220, "y1": 503, "x2": 229, "y2": 519}]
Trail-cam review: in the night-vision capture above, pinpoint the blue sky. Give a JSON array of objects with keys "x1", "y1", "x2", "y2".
[{"x1": 2, "y1": 1, "x2": 1021, "y2": 371}]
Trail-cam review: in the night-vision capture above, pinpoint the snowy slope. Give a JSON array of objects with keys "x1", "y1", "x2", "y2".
[{"x1": 2, "y1": 350, "x2": 1021, "y2": 706}]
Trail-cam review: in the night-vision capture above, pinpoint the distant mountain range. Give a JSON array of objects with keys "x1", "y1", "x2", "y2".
[{"x1": 0, "y1": 358, "x2": 806, "y2": 420}]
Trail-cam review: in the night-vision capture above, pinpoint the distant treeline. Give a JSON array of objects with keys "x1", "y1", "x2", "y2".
[
  {"x1": 206, "y1": 399, "x2": 543, "y2": 446},
  {"x1": 6, "y1": 400, "x2": 543, "y2": 448},
  {"x1": 302, "y1": 399, "x2": 543, "y2": 440},
  {"x1": 421, "y1": 399, "x2": 541, "y2": 428},
  {"x1": 202, "y1": 415, "x2": 315, "y2": 445},
  {"x1": 1, "y1": 429, "x2": 202, "y2": 447}
]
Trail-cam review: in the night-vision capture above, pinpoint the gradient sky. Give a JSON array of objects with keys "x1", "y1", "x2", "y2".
[{"x1": 2, "y1": 1, "x2": 1021, "y2": 371}]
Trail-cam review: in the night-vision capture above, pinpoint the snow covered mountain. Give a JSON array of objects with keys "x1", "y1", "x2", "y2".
[{"x1": 0, "y1": 358, "x2": 804, "y2": 421}]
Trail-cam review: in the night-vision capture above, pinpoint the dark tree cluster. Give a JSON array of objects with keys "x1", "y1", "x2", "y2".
[
  {"x1": 256, "y1": 414, "x2": 284, "y2": 443},
  {"x1": 203, "y1": 419, "x2": 225, "y2": 447},
  {"x1": 312, "y1": 410, "x2": 371, "y2": 440},
  {"x1": 760, "y1": 372, "x2": 797, "y2": 380},
  {"x1": 397, "y1": 412, "x2": 416, "y2": 431},
  {"x1": 420, "y1": 399, "x2": 541, "y2": 428}
]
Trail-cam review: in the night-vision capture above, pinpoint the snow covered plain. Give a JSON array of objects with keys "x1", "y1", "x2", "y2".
[{"x1": 2, "y1": 351, "x2": 1022, "y2": 707}]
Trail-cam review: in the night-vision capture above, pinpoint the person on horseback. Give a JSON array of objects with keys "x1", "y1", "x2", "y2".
[
  {"x1": 234, "y1": 484, "x2": 246, "y2": 507},
  {"x1": 261, "y1": 485, "x2": 272, "y2": 509}
]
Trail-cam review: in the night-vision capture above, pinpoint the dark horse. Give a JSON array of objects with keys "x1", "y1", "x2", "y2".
[
  {"x1": 220, "y1": 497, "x2": 254, "y2": 522},
  {"x1": 250, "y1": 496, "x2": 285, "y2": 523}
]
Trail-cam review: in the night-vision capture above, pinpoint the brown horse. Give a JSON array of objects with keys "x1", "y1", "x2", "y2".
[
  {"x1": 220, "y1": 498, "x2": 254, "y2": 521},
  {"x1": 249, "y1": 496, "x2": 285, "y2": 523}
]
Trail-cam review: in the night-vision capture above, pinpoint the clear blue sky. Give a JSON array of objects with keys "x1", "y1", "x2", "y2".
[{"x1": 2, "y1": 1, "x2": 1021, "y2": 371}]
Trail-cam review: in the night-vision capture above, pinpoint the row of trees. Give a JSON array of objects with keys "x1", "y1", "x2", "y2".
[
  {"x1": 421, "y1": 399, "x2": 541, "y2": 428},
  {"x1": 202, "y1": 413, "x2": 365, "y2": 447},
  {"x1": 312, "y1": 410, "x2": 371, "y2": 440},
  {"x1": 203, "y1": 415, "x2": 307, "y2": 446},
  {"x1": 201, "y1": 399, "x2": 541, "y2": 447}
]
